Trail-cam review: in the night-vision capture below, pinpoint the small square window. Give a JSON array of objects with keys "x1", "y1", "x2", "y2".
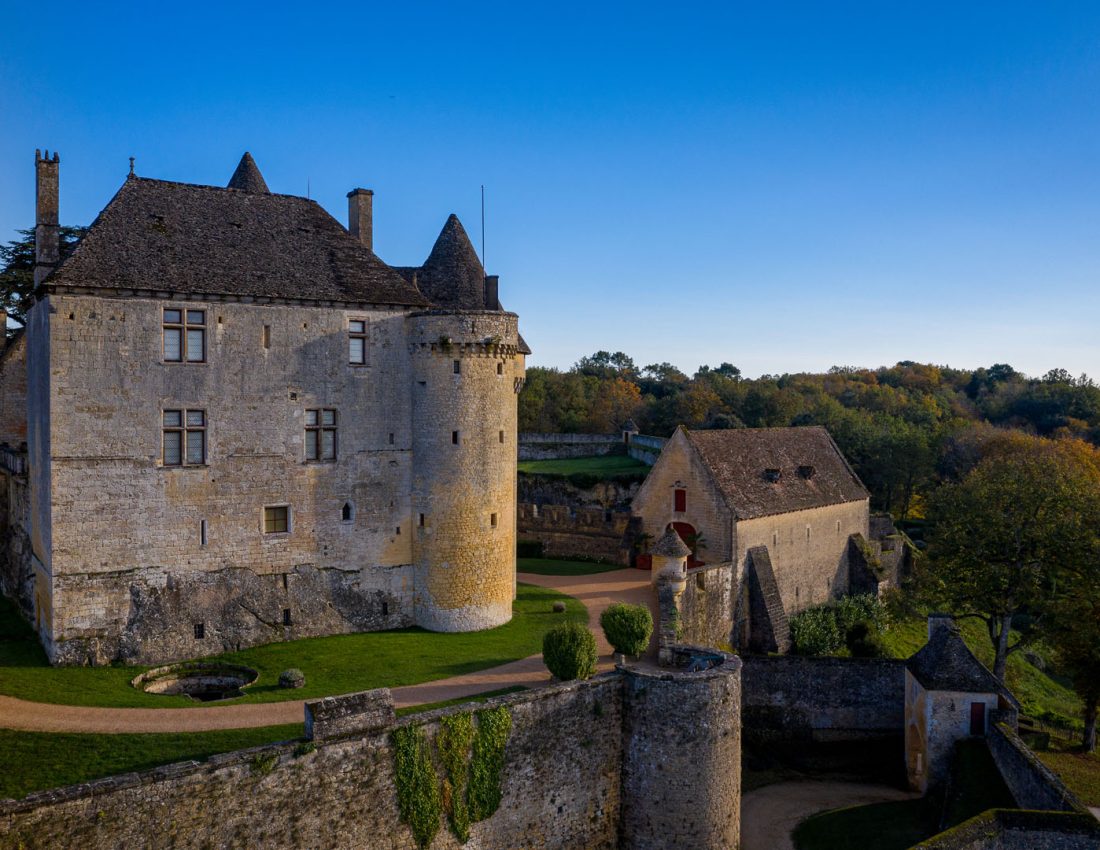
[
  {"x1": 194, "y1": 623, "x2": 205, "y2": 639},
  {"x1": 282, "y1": 608, "x2": 292, "y2": 626},
  {"x1": 264, "y1": 505, "x2": 289, "y2": 534}
]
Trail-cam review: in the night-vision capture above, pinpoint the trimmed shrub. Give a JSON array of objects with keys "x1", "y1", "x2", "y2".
[
  {"x1": 599, "y1": 603, "x2": 653, "y2": 657},
  {"x1": 790, "y1": 607, "x2": 843, "y2": 656},
  {"x1": 278, "y1": 668, "x2": 306, "y2": 689},
  {"x1": 846, "y1": 619, "x2": 888, "y2": 658},
  {"x1": 835, "y1": 594, "x2": 888, "y2": 634},
  {"x1": 542, "y1": 622, "x2": 598, "y2": 681},
  {"x1": 552, "y1": 601, "x2": 567, "y2": 613}
]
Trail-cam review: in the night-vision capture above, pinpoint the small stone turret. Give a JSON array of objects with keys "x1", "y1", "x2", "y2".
[
  {"x1": 649, "y1": 528, "x2": 690, "y2": 585},
  {"x1": 34, "y1": 150, "x2": 60, "y2": 288}
]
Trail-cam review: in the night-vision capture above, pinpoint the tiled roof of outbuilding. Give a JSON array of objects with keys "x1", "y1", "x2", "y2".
[
  {"x1": 48, "y1": 175, "x2": 429, "y2": 306},
  {"x1": 683, "y1": 426, "x2": 869, "y2": 520},
  {"x1": 908, "y1": 624, "x2": 1019, "y2": 706}
]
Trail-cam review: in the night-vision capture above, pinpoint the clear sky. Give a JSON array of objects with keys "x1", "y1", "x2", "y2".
[{"x1": 2, "y1": 2, "x2": 1098, "y2": 379}]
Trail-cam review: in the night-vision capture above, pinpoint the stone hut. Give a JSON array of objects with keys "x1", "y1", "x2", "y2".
[{"x1": 905, "y1": 614, "x2": 1020, "y2": 792}]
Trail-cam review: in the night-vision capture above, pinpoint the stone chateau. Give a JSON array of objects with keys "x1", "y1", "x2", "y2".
[{"x1": 0, "y1": 150, "x2": 528, "y2": 665}]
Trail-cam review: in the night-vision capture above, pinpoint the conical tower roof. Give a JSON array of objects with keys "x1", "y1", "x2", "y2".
[
  {"x1": 651, "y1": 528, "x2": 692, "y2": 558},
  {"x1": 227, "y1": 152, "x2": 270, "y2": 194},
  {"x1": 415, "y1": 214, "x2": 487, "y2": 309}
]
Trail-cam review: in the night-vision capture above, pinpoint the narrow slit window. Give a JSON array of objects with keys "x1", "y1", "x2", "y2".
[
  {"x1": 305, "y1": 409, "x2": 337, "y2": 462},
  {"x1": 200, "y1": 519, "x2": 208, "y2": 546},
  {"x1": 163, "y1": 308, "x2": 205, "y2": 362},
  {"x1": 348, "y1": 319, "x2": 367, "y2": 364},
  {"x1": 389, "y1": 433, "x2": 395, "y2": 445},
  {"x1": 282, "y1": 608, "x2": 292, "y2": 626},
  {"x1": 264, "y1": 505, "x2": 289, "y2": 534},
  {"x1": 418, "y1": 513, "x2": 426, "y2": 527},
  {"x1": 497, "y1": 362, "x2": 503, "y2": 375},
  {"x1": 194, "y1": 623, "x2": 205, "y2": 639},
  {"x1": 499, "y1": 430, "x2": 505, "y2": 443},
  {"x1": 452, "y1": 431, "x2": 459, "y2": 445},
  {"x1": 453, "y1": 360, "x2": 462, "y2": 374},
  {"x1": 490, "y1": 512, "x2": 498, "y2": 528},
  {"x1": 262, "y1": 324, "x2": 271, "y2": 349},
  {"x1": 341, "y1": 502, "x2": 353, "y2": 522},
  {"x1": 162, "y1": 409, "x2": 206, "y2": 466}
]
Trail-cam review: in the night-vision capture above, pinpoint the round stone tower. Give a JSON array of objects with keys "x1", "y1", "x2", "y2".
[
  {"x1": 407, "y1": 309, "x2": 523, "y2": 631},
  {"x1": 620, "y1": 649, "x2": 742, "y2": 850}
]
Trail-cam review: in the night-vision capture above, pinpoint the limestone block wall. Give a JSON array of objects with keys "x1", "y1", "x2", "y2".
[
  {"x1": 620, "y1": 654, "x2": 742, "y2": 850},
  {"x1": 518, "y1": 432, "x2": 621, "y2": 460},
  {"x1": 742, "y1": 656, "x2": 906, "y2": 742},
  {"x1": 408, "y1": 311, "x2": 521, "y2": 631},
  {"x1": 735, "y1": 498, "x2": 870, "y2": 617},
  {"x1": 517, "y1": 503, "x2": 632, "y2": 563},
  {"x1": 29, "y1": 293, "x2": 433, "y2": 663},
  {"x1": 0, "y1": 471, "x2": 34, "y2": 623},
  {"x1": 0, "y1": 677, "x2": 623, "y2": 850},
  {"x1": 675, "y1": 561, "x2": 738, "y2": 650},
  {"x1": 631, "y1": 431, "x2": 732, "y2": 564},
  {"x1": 907, "y1": 674, "x2": 1000, "y2": 793},
  {"x1": 986, "y1": 723, "x2": 1085, "y2": 813},
  {"x1": 0, "y1": 334, "x2": 27, "y2": 447}
]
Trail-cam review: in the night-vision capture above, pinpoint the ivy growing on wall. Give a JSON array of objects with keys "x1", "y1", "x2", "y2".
[
  {"x1": 393, "y1": 706, "x2": 513, "y2": 848},
  {"x1": 468, "y1": 707, "x2": 512, "y2": 822},
  {"x1": 438, "y1": 713, "x2": 475, "y2": 843},
  {"x1": 393, "y1": 725, "x2": 442, "y2": 850}
]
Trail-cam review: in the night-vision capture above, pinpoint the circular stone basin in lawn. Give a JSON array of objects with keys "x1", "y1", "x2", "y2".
[{"x1": 131, "y1": 662, "x2": 259, "y2": 702}]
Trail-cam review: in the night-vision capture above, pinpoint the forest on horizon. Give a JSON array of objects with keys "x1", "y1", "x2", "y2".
[{"x1": 518, "y1": 352, "x2": 1100, "y2": 519}]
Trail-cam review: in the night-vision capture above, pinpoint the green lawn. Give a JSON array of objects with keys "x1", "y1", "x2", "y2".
[
  {"x1": 880, "y1": 616, "x2": 1083, "y2": 730},
  {"x1": 517, "y1": 557, "x2": 625, "y2": 576},
  {"x1": 793, "y1": 740, "x2": 1015, "y2": 850},
  {"x1": 1037, "y1": 744, "x2": 1100, "y2": 807},
  {"x1": 517, "y1": 455, "x2": 650, "y2": 477},
  {"x1": 0, "y1": 723, "x2": 305, "y2": 801},
  {"x1": 0, "y1": 584, "x2": 585, "y2": 708}
]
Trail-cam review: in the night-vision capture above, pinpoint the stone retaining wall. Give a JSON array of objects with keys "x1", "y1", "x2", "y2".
[
  {"x1": 986, "y1": 723, "x2": 1086, "y2": 813},
  {"x1": 517, "y1": 503, "x2": 633, "y2": 564},
  {"x1": 913, "y1": 809, "x2": 1100, "y2": 849}
]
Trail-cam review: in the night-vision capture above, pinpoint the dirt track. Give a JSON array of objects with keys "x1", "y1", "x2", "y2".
[{"x1": 0, "y1": 568, "x2": 654, "y2": 733}]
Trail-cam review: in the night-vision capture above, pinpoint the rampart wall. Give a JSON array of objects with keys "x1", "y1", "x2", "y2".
[
  {"x1": 987, "y1": 723, "x2": 1086, "y2": 813},
  {"x1": 518, "y1": 432, "x2": 621, "y2": 460},
  {"x1": 516, "y1": 503, "x2": 632, "y2": 564},
  {"x1": 913, "y1": 810, "x2": 1100, "y2": 849}
]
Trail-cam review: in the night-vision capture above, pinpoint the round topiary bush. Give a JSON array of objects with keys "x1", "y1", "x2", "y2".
[
  {"x1": 552, "y1": 601, "x2": 567, "y2": 613},
  {"x1": 278, "y1": 668, "x2": 306, "y2": 689},
  {"x1": 542, "y1": 623, "x2": 598, "y2": 681},
  {"x1": 599, "y1": 602, "x2": 653, "y2": 658}
]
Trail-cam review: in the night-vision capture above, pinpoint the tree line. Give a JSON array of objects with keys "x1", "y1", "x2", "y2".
[{"x1": 519, "y1": 351, "x2": 1100, "y2": 518}]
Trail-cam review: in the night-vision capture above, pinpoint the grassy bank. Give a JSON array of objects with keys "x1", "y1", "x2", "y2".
[
  {"x1": 517, "y1": 557, "x2": 626, "y2": 576},
  {"x1": 0, "y1": 584, "x2": 584, "y2": 708}
]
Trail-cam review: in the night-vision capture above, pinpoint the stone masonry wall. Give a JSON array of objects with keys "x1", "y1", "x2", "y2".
[
  {"x1": 0, "y1": 334, "x2": 27, "y2": 447},
  {"x1": 676, "y1": 561, "x2": 738, "y2": 650},
  {"x1": 517, "y1": 503, "x2": 632, "y2": 564},
  {"x1": 0, "y1": 676, "x2": 624, "y2": 850},
  {"x1": 518, "y1": 432, "x2": 621, "y2": 460},
  {"x1": 620, "y1": 656, "x2": 742, "y2": 850},
  {"x1": 913, "y1": 810, "x2": 1100, "y2": 850},
  {"x1": 741, "y1": 655, "x2": 906, "y2": 742},
  {"x1": 408, "y1": 311, "x2": 522, "y2": 631},
  {"x1": 987, "y1": 723, "x2": 1085, "y2": 813},
  {"x1": 0, "y1": 471, "x2": 34, "y2": 624}
]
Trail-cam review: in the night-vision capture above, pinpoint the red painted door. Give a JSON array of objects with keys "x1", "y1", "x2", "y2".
[{"x1": 969, "y1": 702, "x2": 986, "y2": 735}]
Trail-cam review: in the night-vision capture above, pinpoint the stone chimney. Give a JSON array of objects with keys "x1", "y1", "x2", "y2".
[
  {"x1": 34, "y1": 149, "x2": 60, "y2": 288},
  {"x1": 927, "y1": 612, "x2": 956, "y2": 641},
  {"x1": 347, "y1": 188, "x2": 373, "y2": 251},
  {"x1": 484, "y1": 274, "x2": 499, "y2": 309}
]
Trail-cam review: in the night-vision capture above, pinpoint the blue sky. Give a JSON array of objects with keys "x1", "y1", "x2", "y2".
[{"x1": 2, "y1": 2, "x2": 1098, "y2": 378}]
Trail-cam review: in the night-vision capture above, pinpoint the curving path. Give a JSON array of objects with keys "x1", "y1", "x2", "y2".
[
  {"x1": 0, "y1": 568, "x2": 654, "y2": 734},
  {"x1": 740, "y1": 780, "x2": 919, "y2": 850}
]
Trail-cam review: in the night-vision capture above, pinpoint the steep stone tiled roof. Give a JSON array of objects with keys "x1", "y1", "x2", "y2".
[
  {"x1": 415, "y1": 214, "x2": 487, "y2": 310},
  {"x1": 684, "y1": 426, "x2": 869, "y2": 520},
  {"x1": 226, "y1": 152, "x2": 269, "y2": 193},
  {"x1": 651, "y1": 528, "x2": 692, "y2": 558},
  {"x1": 908, "y1": 624, "x2": 1019, "y2": 707},
  {"x1": 48, "y1": 175, "x2": 429, "y2": 307}
]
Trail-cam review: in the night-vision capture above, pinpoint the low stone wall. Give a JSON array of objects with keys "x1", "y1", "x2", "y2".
[
  {"x1": 0, "y1": 469, "x2": 33, "y2": 624},
  {"x1": 914, "y1": 809, "x2": 1100, "y2": 849},
  {"x1": 518, "y1": 432, "x2": 622, "y2": 460},
  {"x1": 626, "y1": 434, "x2": 665, "y2": 466},
  {"x1": 741, "y1": 656, "x2": 906, "y2": 741},
  {"x1": 517, "y1": 503, "x2": 633, "y2": 564},
  {"x1": 677, "y1": 562, "x2": 737, "y2": 650},
  {"x1": 1, "y1": 677, "x2": 626, "y2": 850},
  {"x1": 987, "y1": 723, "x2": 1085, "y2": 813}
]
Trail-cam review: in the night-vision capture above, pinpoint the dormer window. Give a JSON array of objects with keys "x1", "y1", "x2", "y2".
[
  {"x1": 763, "y1": 468, "x2": 782, "y2": 483},
  {"x1": 798, "y1": 465, "x2": 816, "y2": 479}
]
